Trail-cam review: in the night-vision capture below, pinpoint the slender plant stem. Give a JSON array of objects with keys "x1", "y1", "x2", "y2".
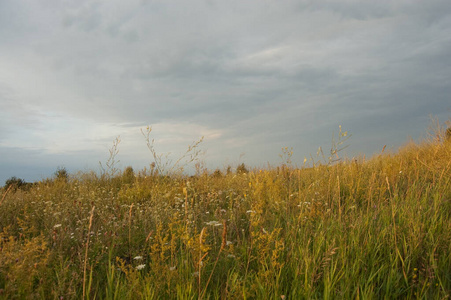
[{"x1": 83, "y1": 206, "x2": 95, "y2": 299}]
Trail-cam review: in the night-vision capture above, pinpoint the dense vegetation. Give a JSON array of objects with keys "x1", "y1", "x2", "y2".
[{"x1": 1, "y1": 127, "x2": 450, "y2": 299}]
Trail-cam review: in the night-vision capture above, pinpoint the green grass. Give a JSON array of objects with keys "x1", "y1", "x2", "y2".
[{"x1": 1, "y1": 131, "x2": 451, "y2": 299}]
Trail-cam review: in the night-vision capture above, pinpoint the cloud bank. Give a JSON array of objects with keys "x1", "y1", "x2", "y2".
[{"x1": 1, "y1": 0, "x2": 450, "y2": 182}]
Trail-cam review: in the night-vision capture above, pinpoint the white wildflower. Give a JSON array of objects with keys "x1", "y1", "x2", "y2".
[
  {"x1": 133, "y1": 256, "x2": 143, "y2": 260},
  {"x1": 205, "y1": 220, "x2": 221, "y2": 226},
  {"x1": 136, "y1": 264, "x2": 146, "y2": 270},
  {"x1": 53, "y1": 224, "x2": 62, "y2": 228}
]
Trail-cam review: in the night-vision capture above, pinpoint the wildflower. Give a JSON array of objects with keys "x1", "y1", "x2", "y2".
[
  {"x1": 169, "y1": 266, "x2": 176, "y2": 271},
  {"x1": 226, "y1": 241, "x2": 233, "y2": 246},
  {"x1": 205, "y1": 220, "x2": 221, "y2": 226},
  {"x1": 246, "y1": 210, "x2": 255, "y2": 214},
  {"x1": 133, "y1": 256, "x2": 143, "y2": 260},
  {"x1": 136, "y1": 264, "x2": 146, "y2": 270},
  {"x1": 53, "y1": 224, "x2": 62, "y2": 228}
]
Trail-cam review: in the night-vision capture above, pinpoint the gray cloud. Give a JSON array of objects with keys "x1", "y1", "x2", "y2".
[{"x1": 1, "y1": 0, "x2": 451, "y2": 183}]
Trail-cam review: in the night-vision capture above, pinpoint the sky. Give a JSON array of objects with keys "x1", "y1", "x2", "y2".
[{"x1": 1, "y1": 0, "x2": 451, "y2": 183}]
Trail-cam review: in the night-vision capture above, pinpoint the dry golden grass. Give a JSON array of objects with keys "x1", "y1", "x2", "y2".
[{"x1": 1, "y1": 123, "x2": 450, "y2": 299}]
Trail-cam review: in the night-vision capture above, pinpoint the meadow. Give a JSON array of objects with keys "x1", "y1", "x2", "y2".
[{"x1": 1, "y1": 125, "x2": 450, "y2": 299}]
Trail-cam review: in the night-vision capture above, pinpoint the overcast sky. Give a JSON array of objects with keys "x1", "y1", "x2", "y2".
[{"x1": 1, "y1": 0, "x2": 451, "y2": 183}]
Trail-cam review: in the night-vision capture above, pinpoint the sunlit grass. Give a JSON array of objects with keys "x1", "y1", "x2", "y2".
[{"x1": 1, "y1": 123, "x2": 450, "y2": 299}]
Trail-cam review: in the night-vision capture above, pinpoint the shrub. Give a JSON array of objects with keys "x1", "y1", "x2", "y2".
[
  {"x1": 4, "y1": 177, "x2": 27, "y2": 191},
  {"x1": 236, "y1": 163, "x2": 249, "y2": 174},
  {"x1": 54, "y1": 167, "x2": 69, "y2": 182},
  {"x1": 226, "y1": 165, "x2": 232, "y2": 175},
  {"x1": 122, "y1": 166, "x2": 135, "y2": 185},
  {"x1": 212, "y1": 169, "x2": 223, "y2": 178}
]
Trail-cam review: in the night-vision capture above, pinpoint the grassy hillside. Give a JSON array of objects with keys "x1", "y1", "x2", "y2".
[{"x1": 1, "y1": 130, "x2": 450, "y2": 299}]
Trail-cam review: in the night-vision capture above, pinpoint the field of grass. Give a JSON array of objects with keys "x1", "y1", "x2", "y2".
[{"x1": 1, "y1": 127, "x2": 451, "y2": 299}]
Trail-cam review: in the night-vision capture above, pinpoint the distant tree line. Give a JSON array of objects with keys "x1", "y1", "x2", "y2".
[
  {"x1": 2, "y1": 167, "x2": 69, "y2": 191},
  {"x1": 3, "y1": 176, "x2": 34, "y2": 191},
  {"x1": 2, "y1": 163, "x2": 255, "y2": 191}
]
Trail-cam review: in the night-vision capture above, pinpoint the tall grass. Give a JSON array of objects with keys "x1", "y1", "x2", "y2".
[{"x1": 0, "y1": 126, "x2": 450, "y2": 299}]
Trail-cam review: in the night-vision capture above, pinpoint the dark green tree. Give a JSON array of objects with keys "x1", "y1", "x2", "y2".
[{"x1": 5, "y1": 176, "x2": 26, "y2": 190}]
